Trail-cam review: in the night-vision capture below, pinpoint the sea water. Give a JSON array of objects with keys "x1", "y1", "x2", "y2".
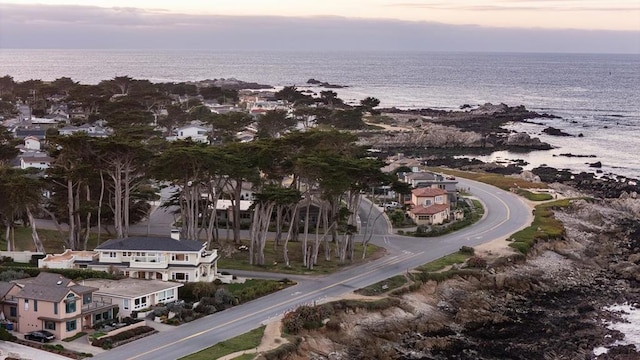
[{"x1": 1, "y1": 50, "x2": 638, "y2": 178}]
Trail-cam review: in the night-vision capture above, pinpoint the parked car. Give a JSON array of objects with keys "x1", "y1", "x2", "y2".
[
  {"x1": 383, "y1": 201, "x2": 400, "y2": 210},
  {"x1": 24, "y1": 330, "x2": 55, "y2": 342}
]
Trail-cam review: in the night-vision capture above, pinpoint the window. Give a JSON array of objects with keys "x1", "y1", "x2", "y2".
[
  {"x1": 123, "y1": 299, "x2": 129, "y2": 310},
  {"x1": 24, "y1": 299, "x2": 28, "y2": 311},
  {"x1": 66, "y1": 320, "x2": 76, "y2": 332},
  {"x1": 54, "y1": 302, "x2": 58, "y2": 315},
  {"x1": 83, "y1": 294, "x2": 92, "y2": 305},
  {"x1": 134, "y1": 296, "x2": 147, "y2": 310},
  {"x1": 65, "y1": 294, "x2": 76, "y2": 313},
  {"x1": 102, "y1": 311, "x2": 110, "y2": 320},
  {"x1": 45, "y1": 321, "x2": 56, "y2": 330},
  {"x1": 171, "y1": 254, "x2": 187, "y2": 261},
  {"x1": 106, "y1": 251, "x2": 116, "y2": 258},
  {"x1": 34, "y1": 300, "x2": 38, "y2": 312},
  {"x1": 9, "y1": 306, "x2": 16, "y2": 317},
  {"x1": 95, "y1": 313, "x2": 101, "y2": 322},
  {"x1": 172, "y1": 272, "x2": 188, "y2": 281}
]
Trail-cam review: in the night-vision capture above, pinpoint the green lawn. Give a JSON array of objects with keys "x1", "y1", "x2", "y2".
[
  {"x1": 1, "y1": 227, "x2": 104, "y2": 252},
  {"x1": 426, "y1": 167, "x2": 548, "y2": 191},
  {"x1": 514, "y1": 188, "x2": 554, "y2": 201},
  {"x1": 417, "y1": 251, "x2": 471, "y2": 273},
  {"x1": 355, "y1": 274, "x2": 409, "y2": 296},
  {"x1": 217, "y1": 240, "x2": 383, "y2": 275},
  {"x1": 509, "y1": 199, "x2": 572, "y2": 254},
  {"x1": 179, "y1": 326, "x2": 265, "y2": 360}
]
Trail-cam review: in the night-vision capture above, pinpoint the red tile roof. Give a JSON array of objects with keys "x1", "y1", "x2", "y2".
[
  {"x1": 411, "y1": 187, "x2": 447, "y2": 197},
  {"x1": 411, "y1": 203, "x2": 450, "y2": 215}
]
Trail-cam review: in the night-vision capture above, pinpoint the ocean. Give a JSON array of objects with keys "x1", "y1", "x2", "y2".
[{"x1": 1, "y1": 50, "x2": 639, "y2": 179}]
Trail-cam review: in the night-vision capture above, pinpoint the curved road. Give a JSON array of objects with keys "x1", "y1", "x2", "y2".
[{"x1": 95, "y1": 178, "x2": 531, "y2": 360}]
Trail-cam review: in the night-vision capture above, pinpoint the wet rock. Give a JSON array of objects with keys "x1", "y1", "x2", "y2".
[
  {"x1": 543, "y1": 126, "x2": 573, "y2": 136},
  {"x1": 589, "y1": 161, "x2": 603, "y2": 168}
]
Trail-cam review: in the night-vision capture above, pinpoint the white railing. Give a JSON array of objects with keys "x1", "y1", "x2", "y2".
[{"x1": 129, "y1": 256, "x2": 168, "y2": 269}]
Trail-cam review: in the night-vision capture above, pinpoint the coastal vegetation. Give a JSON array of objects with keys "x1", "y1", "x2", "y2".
[
  {"x1": 0, "y1": 75, "x2": 396, "y2": 271},
  {"x1": 178, "y1": 326, "x2": 265, "y2": 360},
  {"x1": 508, "y1": 198, "x2": 572, "y2": 254}
]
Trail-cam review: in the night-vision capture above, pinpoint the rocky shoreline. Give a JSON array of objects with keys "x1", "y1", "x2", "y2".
[{"x1": 281, "y1": 196, "x2": 640, "y2": 360}]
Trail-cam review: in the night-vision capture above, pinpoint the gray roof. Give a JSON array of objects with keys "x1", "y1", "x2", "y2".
[
  {"x1": 95, "y1": 237, "x2": 205, "y2": 252},
  {"x1": 16, "y1": 272, "x2": 72, "y2": 287},
  {"x1": 14, "y1": 273, "x2": 97, "y2": 302},
  {"x1": 83, "y1": 278, "x2": 183, "y2": 298},
  {"x1": 0, "y1": 282, "x2": 16, "y2": 298},
  {"x1": 16, "y1": 283, "x2": 75, "y2": 302}
]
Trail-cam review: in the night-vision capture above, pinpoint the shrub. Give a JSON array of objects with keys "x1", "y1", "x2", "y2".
[
  {"x1": 466, "y1": 256, "x2": 487, "y2": 268},
  {"x1": 459, "y1": 246, "x2": 475, "y2": 255},
  {"x1": 0, "y1": 327, "x2": 16, "y2": 341},
  {"x1": 91, "y1": 326, "x2": 155, "y2": 349}
]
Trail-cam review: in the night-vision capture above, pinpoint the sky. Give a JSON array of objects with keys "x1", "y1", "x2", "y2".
[{"x1": 0, "y1": 0, "x2": 639, "y2": 53}]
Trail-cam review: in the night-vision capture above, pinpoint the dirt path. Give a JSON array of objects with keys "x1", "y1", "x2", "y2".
[{"x1": 217, "y1": 320, "x2": 288, "y2": 360}]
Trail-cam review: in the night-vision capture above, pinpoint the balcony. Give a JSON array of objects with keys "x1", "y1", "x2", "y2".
[
  {"x1": 199, "y1": 250, "x2": 218, "y2": 264},
  {"x1": 81, "y1": 298, "x2": 115, "y2": 314},
  {"x1": 129, "y1": 256, "x2": 168, "y2": 269}
]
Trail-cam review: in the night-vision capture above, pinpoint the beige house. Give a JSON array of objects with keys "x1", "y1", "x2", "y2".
[
  {"x1": 12, "y1": 273, "x2": 116, "y2": 339},
  {"x1": 89, "y1": 237, "x2": 219, "y2": 283},
  {"x1": 407, "y1": 187, "x2": 450, "y2": 226},
  {"x1": 82, "y1": 278, "x2": 183, "y2": 318}
]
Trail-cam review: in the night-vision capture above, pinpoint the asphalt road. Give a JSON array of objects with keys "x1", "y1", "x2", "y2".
[{"x1": 93, "y1": 178, "x2": 531, "y2": 360}]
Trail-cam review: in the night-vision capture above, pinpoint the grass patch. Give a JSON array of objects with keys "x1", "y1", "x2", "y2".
[
  {"x1": 508, "y1": 199, "x2": 571, "y2": 254},
  {"x1": 226, "y1": 279, "x2": 296, "y2": 304},
  {"x1": 179, "y1": 326, "x2": 265, "y2": 360},
  {"x1": 1, "y1": 227, "x2": 103, "y2": 253},
  {"x1": 355, "y1": 274, "x2": 408, "y2": 296},
  {"x1": 417, "y1": 251, "x2": 471, "y2": 273},
  {"x1": 515, "y1": 188, "x2": 554, "y2": 201},
  {"x1": 62, "y1": 332, "x2": 87, "y2": 342},
  {"x1": 218, "y1": 241, "x2": 383, "y2": 275},
  {"x1": 426, "y1": 167, "x2": 548, "y2": 191}
]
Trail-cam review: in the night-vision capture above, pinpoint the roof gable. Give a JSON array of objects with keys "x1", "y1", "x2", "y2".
[
  {"x1": 412, "y1": 203, "x2": 450, "y2": 215},
  {"x1": 412, "y1": 187, "x2": 447, "y2": 197}
]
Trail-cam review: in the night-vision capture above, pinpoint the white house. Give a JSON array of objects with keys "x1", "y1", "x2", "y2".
[
  {"x1": 169, "y1": 125, "x2": 211, "y2": 143},
  {"x1": 89, "y1": 237, "x2": 219, "y2": 283},
  {"x1": 81, "y1": 278, "x2": 183, "y2": 318},
  {"x1": 39, "y1": 249, "x2": 99, "y2": 269},
  {"x1": 20, "y1": 153, "x2": 53, "y2": 170},
  {"x1": 24, "y1": 136, "x2": 41, "y2": 151}
]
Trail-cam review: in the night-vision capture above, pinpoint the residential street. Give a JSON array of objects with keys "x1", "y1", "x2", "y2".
[{"x1": 92, "y1": 178, "x2": 532, "y2": 360}]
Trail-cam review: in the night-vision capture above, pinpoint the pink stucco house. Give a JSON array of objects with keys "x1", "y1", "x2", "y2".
[
  {"x1": 12, "y1": 273, "x2": 117, "y2": 339},
  {"x1": 407, "y1": 187, "x2": 451, "y2": 226}
]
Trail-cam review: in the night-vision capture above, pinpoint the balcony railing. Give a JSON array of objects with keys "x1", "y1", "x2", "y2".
[
  {"x1": 81, "y1": 298, "x2": 113, "y2": 313},
  {"x1": 199, "y1": 250, "x2": 218, "y2": 264},
  {"x1": 129, "y1": 256, "x2": 168, "y2": 269}
]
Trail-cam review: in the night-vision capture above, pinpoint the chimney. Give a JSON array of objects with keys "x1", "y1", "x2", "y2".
[{"x1": 170, "y1": 228, "x2": 180, "y2": 241}]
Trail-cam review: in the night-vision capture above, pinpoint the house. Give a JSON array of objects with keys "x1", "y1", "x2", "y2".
[
  {"x1": 0, "y1": 282, "x2": 20, "y2": 326},
  {"x1": 81, "y1": 278, "x2": 183, "y2": 318},
  {"x1": 24, "y1": 136, "x2": 41, "y2": 151},
  {"x1": 20, "y1": 153, "x2": 53, "y2": 170},
  {"x1": 12, "y1": 273, "x2": 117, "y2": 339},
  {"x1": 168, "y1": 125, "x2": 211, "y2": 143},
  {"x1": 407, "y1": 187, "x2": 450, "y2": 226},
  {"x1": 38, "y1": 249, "x2": 99, "y2": 269},
  {"x1": 14, "y1": 128, "x2": 46, "y2": 140},
  {"x1": 400, "y1": 171, "x2": 458, "y2": 204},
  {"x1": 58, "y1": 124, "x2": 109, "y2": 137},
  {"x1": 89, "y1": 237, "x2": 219, "y2": 283}
]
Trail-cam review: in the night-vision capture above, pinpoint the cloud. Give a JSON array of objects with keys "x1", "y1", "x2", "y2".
[
  {"x1": 387, "y1": 1, "x2": 640, "y2": 11},
  {"x1": 0, "y1": 3, "x2": 638, "y2": 53}
]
